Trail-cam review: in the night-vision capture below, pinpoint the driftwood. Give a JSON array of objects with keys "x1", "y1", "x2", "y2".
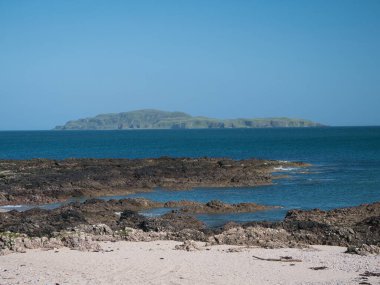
[
  {"x1": 252, "y1": 255, "x2": 302, "y2": 262},
  {"x1": 309, "y1": 266, "x2": 328, "y2": 270},
  {"x1": 360, "y1": 271, "x2": 380, "y2": 277}
]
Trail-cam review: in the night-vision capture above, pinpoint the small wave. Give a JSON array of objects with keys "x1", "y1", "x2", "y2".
[
  {"x1": 2, "y1": 205, "x2": 23, "y2": 208},
  {"x1": 274, "y1": 166, "x2": 296, "y2": 171},
  {"x1": 307, "y1": 178, "x2": 336, "y2": 182}
]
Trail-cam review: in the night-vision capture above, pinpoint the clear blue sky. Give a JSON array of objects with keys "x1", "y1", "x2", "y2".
[{"x1": 1, "y1": 0, "x2": 379, "y2": 129}]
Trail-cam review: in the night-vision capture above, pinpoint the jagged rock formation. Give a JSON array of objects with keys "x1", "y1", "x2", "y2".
[
  {"x1": 1, "y1": 201, "x2": 379, "y2": 255},
  {"x1": 54, "y1": 109, "x2": 324, "y2": 130},
  {"x1": 0, "y1": 198, "x2": 275, "y2": 237}
]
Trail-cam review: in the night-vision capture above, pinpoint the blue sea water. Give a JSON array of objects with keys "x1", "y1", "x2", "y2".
[{"x1": 0, "y1": 127, "x2": 379, "y2": 227}]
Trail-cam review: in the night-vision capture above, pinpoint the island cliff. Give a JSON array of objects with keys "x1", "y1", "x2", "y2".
[{"x1": 54, "y1": 109, "x2": 324, "y2": 130}]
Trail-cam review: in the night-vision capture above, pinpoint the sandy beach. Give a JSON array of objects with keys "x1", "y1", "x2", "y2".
[{"x1": 0, "y1": 241, "x2": 378, "y2": 285}]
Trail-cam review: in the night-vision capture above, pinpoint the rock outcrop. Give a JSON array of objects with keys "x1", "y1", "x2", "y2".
[
  {"x1": 0, "y1": 201, "x2": 379, "y2": 255},
  {"x1": 0, "y1": 198, "x2": 279, "y2": 237},
  {"x1": 0, "y1": 158, "x2": 307, "y2": 205},
  {"x1": 165, "y1": 200, "x2": 274, "y2": 214},
  {"x1": 174, "y1": 240, "x2": 202, "y2": 251}
]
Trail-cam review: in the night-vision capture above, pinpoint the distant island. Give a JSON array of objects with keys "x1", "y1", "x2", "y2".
[{"x1": 54, "y1": 109, "x2": 324, "y2": 130}]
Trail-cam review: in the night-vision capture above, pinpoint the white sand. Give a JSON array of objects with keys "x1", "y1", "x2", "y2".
[{"x1": 0, "y1": 241, "x2": 378, "y2": 285}]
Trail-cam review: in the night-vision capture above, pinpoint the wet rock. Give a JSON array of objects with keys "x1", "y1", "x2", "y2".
[
  {"x1": 0, "y1": 208, "x2": 87, "y2": 237},
  {"x1": 82, "y1": 198, "x2": 162, "y2": 212},
  {"x1": 140, "y1": 211, "x2": 205, "y2": 232},
  {"x1": 0, "y1": 158, "x2": 306, "y2": 205},
  {"x1": 0, "y1": 205, "x2": 86, "y2": 237},
  {"x1": 168, "y1": 200, "x2": 274, "y2": 214},
  {"x1": 118, "y1": 210, "x2": 148, "y2": 229}
]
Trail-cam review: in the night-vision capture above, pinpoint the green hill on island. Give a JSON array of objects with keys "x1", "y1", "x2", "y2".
[{"x1": 54, "y1": 109, "x2": 324, "y2": 130}]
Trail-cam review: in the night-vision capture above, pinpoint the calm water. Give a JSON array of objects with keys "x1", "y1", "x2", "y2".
[{"x1": 1, "y1": 127, "x2": 379, "y2": 227}]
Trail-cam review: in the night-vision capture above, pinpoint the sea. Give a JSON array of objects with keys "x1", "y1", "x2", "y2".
[{"x1": 1, "y1": 127, "x2": 379, "y2": 227}]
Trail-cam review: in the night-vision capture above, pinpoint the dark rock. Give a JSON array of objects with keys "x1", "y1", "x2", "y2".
[
  {"x1": 165, "y1": 199, "x2": 274, "y2": 214},
  {"x1": 140, "y1": 211, "x2": 205, "y2": 232},
  {"x1": 118, "y1": 210, "x2": 147, "y2": 229},
  {"x1": 0, "y1": 158, "x2": 307, "y2": 205}
]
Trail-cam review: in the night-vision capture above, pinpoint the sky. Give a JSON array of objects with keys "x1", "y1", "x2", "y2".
[{"x1": 0, "y1": 0, "x2": 379, "y2": 130}]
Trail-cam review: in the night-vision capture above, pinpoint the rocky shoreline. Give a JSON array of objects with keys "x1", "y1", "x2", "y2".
[
  {"x1": 0, "y1": 157, "x2": 378, "y2": 257},
  {"x1": 0, "y1": 198, "x2": 275, "y2": 237},
  {"x1": 0, "y1": 198, "x2": 379, "y2": 256},
  {"x1": 0, "y1": 157, "x2": 306, "y2": 206}
]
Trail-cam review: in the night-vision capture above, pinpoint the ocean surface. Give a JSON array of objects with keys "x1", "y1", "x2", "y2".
[{"x1": 1, "y1": 127, "x2": 379, "y2": 227}]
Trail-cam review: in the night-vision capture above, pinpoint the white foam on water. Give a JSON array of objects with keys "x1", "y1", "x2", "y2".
[
  {"x1": 273, "y1": 166, "x2": 296, "y2": 171},
  {"x1": 0, "y1": 205, "x2": 32, "y2": 212},
  {"x1": 2, "y1": 205, "x2": 23, "y2": 208}
]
